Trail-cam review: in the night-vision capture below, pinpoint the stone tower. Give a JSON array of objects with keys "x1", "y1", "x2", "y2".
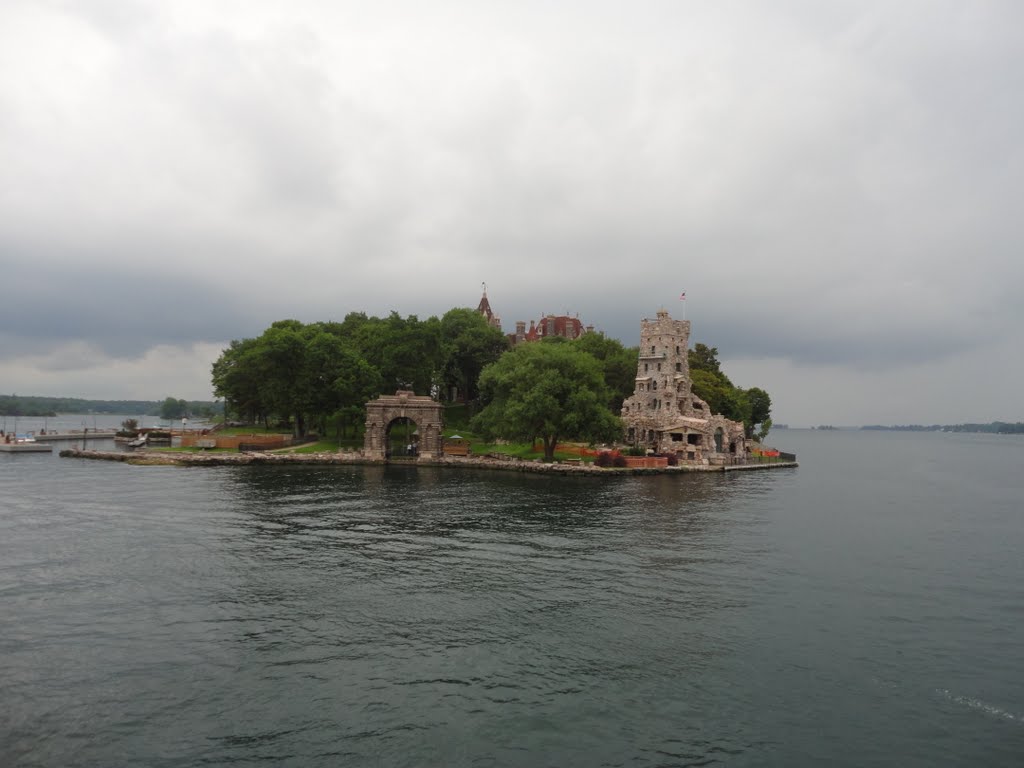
[
  {"x1": 620, "y1": 308, "x2": 746, "y2": 461},
  {"x1": 621, "y1": 309, "x2": 692, "y2": 439}
]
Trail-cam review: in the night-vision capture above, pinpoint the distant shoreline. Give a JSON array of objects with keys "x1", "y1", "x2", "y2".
[{"x1": 861, "y1": 422, "x2": 1024, "y2": 434}]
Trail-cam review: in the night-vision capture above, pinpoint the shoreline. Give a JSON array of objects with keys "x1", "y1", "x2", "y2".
[{"x1": 58, "y1": 448, "x2": 797, "y2": 475}]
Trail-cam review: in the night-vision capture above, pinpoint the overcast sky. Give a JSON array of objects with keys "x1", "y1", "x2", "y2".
[{"x1": 2, "y1": 0, "x2": 1021, "y2": 426}]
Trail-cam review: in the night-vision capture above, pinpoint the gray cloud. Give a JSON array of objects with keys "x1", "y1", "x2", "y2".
[
  {"x1": 1, "y1": 0, "x2": 1021, "y2": 424},
  {"x1": 0, "y1": 241, "x2": 259, "y2": 358}
]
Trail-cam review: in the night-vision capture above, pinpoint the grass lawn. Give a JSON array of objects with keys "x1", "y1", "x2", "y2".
[{"x1": 466, "y1": 441, "x2": 595, "y2": 463}]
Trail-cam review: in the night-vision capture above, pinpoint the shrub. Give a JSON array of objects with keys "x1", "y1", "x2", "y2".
[
  {"x1": 626, "y1": 446, "x2": 647, "y2": 456},
  {"x1": 594, "y1": 451, "x2": 614, "y2": 467},
  {"x1": 612, "y1": 453, "x2": 628, "y2": 468}
]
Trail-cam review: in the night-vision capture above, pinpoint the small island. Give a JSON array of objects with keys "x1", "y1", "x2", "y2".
[{"x1": 61, "y1": 298, "x2": 795, "y2": 474}]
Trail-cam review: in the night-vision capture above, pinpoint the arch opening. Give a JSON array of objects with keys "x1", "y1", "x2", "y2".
[{"x1": 386, "y1": 417, "x2": 419, "y2": 459}]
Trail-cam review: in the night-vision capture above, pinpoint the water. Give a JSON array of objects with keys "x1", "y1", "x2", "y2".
[
  {"x1": 0, "y1": 413, "x2": 211, "y2": 434},
  {"x1": 1, "y1": 429, "x2": 1022, "y2": 766},
  {"x1": 1, "y1": 413, "x2": 216, "y2": 452}
]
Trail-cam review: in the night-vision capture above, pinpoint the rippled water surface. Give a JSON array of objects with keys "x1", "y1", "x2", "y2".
[{"x1": 2, "y1": 430, "x2": 1022, "y2": 766}]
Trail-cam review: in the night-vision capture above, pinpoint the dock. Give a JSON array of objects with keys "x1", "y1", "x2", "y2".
[
  {"x1": 30, "y1": 430, "x2": 118, "y2": 442},
  {"x1": 0, "y1": 442, "x2": 53, "y2": 453}
]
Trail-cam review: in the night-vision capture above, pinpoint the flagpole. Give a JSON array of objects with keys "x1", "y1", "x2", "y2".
[{"x1": 679, "y1": 291, "x2": 686, "y2": 320}]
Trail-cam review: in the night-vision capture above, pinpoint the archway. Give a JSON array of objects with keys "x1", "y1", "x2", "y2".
[
  {"x1": 714, "y1": 428, "x2": 724, "y2": 453},
  {"x1": 364, "y1": 391, "x2": 444, "y2": 460},
  {"x1": 386, "y1": 416, "x2": 419, "y2": 459}
]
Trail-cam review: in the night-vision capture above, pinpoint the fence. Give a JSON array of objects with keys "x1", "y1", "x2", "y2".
[
  {"x1": 749, "y1": 449, "x2": 797, "y2": 463},
  {"x1": 180, "y1": 433, "x2": 294, "y2": 451}
]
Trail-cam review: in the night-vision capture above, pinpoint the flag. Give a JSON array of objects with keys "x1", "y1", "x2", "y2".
[{"x1": 679, "y1": 291, "x2": 686, "y2": 300}]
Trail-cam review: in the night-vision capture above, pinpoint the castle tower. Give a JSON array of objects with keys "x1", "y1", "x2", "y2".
[
  {"x1": 515, "y1": 321, "x2": 526, "y2": 344},
  {"x1": 476, "y1": 284, "x2": 501, "y2": 331},
  {"x1": 621, "y1": 309, "x2": 694, "y2": 444},
  {"x1": 621, "y1": 308, "x2": 748, "y2": 460}
]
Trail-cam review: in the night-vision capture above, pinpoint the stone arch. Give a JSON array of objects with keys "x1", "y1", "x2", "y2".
[
  {"x1": 364, "y1": 391, "x2": 444, "y2": 460},
  {"x1": 385, "y1": 416, "x2": 420, "y2": 458}
]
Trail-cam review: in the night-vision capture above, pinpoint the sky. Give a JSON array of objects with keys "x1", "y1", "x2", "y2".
[{"x1": 1, "y1": 0, "x2": 1022, "y2": 426}]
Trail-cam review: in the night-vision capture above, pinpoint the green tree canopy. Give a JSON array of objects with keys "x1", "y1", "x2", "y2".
[
  {"x1": 688, "y1": 343, "x2": 727, "y2": 379},
  {"x1": 211, "y1": 337, "x2": 267, "y2": 425},
  {"x1": 571, "y1": 332, "x2": 639, "y2": 411},
  {"x1": 210, "y1": 310, "x2": 482, "y2": 437},
  {"x1": 471, "y1": 342, "x2": 622, "y2": 461},
  {"x1": 690, "y1": 370, "x2": 749, "y2": 424},
  {"x1": 688, "y1": 342, "x2": 772, "y2": 439},
  {"x1": 159, "y1": 397, "x2": 189, "y2": 420},
  {"x1": 342, "y1": 312, "x2": 443, "y2": 395},
  {"x1": 746, "y1": 387, "x2": 772, "y2": 430},
  {"x1": 299, "y1": 327, "x2": 382, "y2": 436},
  {"x1": 439, "y1": 307, "x2": 509, "y2": 403},
  {"x1": 212, "y1": 319, "x2": 382, "y2": 436}
]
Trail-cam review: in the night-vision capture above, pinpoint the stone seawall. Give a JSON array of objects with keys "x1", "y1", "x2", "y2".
[{"x1": 59, "y1": 449, "x2": 797, "y2": 475}]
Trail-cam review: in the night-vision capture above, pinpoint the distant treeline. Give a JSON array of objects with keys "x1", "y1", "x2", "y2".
[
  {"x1": 0, "y1": 395, "x2": 221, "y2": 418},
  {"x1": 862, "y1": 422, "x2": 1024, "y2": 434}
]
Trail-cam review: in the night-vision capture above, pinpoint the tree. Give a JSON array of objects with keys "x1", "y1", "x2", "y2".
[
  {"x1": 689, "y1": 341, "x2": 773, "y2": 438},
  {"x1": 212, "y1": 317, "x2": 391, "y2": 438},
  {"x1": 257, "y1": 321, "x2": 309, "y2": 435},
  {"x1": 212, "y1": 337, "x2": 266, "y2": 424},
  {"x1": 690, "y1": 370, "x2": 749, "y2": 424},
  {"x1": 159, "y1": 397, "x2": 189, "y2": 420},
  {"x1": 341, "y1": 312, "x2": 443, "y2": 396},
  {"x1": 379, "y1": 313, "x2": 443, "y2": 395},
  {"x1": 688, "y1": 343, "x2": 726, "y2": 377},
  {"x1": 440, "y1": 308, "x2": 509, "y2": 403},
  {"x1": 746, "y1": 387, "x2": 772, "y2": 437},
  {"x1": 572, "y1": 332, "x2": 638, "y2": 411},
  {"x1": 300, "y1": 327, "x2": 381, "y2": 438},
  {"x1": 471, "y1": 342, "x2": 622, "y2": 462}
]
